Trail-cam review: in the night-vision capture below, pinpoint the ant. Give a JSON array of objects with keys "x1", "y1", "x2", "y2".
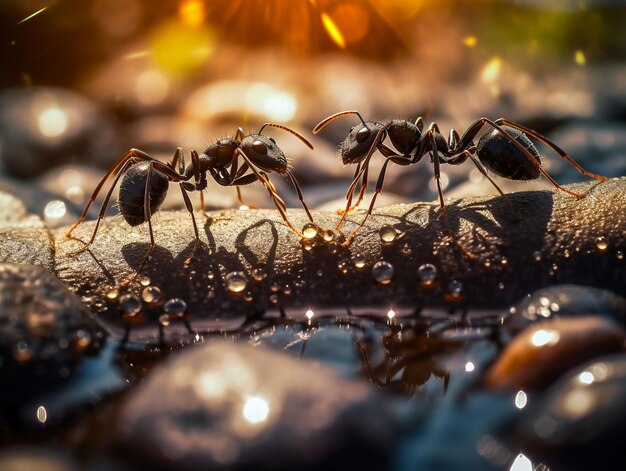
[
  {"x1": 66, "y1": 123, "x2": 315, "y2": 265},
  {"x1": 313, "y1": 110, "x2": 607, "y2": 247}
]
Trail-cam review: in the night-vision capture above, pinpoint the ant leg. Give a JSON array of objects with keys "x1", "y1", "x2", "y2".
[
  {"x1": 430, "y1": 134, "x2": 476, "y2": 259},
  {"x1": 66, "y1": 149, "x2": 150, "y2": 238},
  {"x1": 339, "y1": 163, "x2": 369, "y2": 216},
  {"x1": 235, "y1": 149, "x2": 304, "y2": 237},
  {"x1": 179, "y1": 183, "x2": 201, "y2": 266},
  {"x1": 335, "y1": 127, "x2": 386, "y2": 231},
  {"x1": 467, "y1": 153, "x2": 520, "y2": 219},
  {"x1": 460, "y1": 118, "x2": 588, "y2": 198},
  {"x1": 342, "y1": 158, "x2": 393, "y2": 246},
  {"x1": 68, "y1": 157, "x2": 139, "y2": 254},
  {"x1": 189, "y1": 149, "x2": 206, "y2": 214},
  {"x1": 495, "y1": 118, "x2": 607, "y2": 182},
  {"x1": 285, "y1": 170, "x2": 314, "y2": 223}
]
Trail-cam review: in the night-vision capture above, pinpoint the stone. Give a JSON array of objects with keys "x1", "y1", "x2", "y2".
[{"x1": 118, "y1": 342, "x2": 395, "y2": 470}]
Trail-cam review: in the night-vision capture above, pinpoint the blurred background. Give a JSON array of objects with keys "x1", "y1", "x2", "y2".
[{"x1": 1, "y1": 0, "x2": 625, "y2": 228}]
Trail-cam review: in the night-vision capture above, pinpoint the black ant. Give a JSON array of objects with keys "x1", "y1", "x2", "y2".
[
  {"x1": 313, "y1": 110, "x2": 607, "y2": 247},
  {"x1": 66, "y1": 123, "x2": 315, "y2": 264}
]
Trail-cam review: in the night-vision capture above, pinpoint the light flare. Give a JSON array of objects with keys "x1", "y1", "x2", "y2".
[
  {"x1": 179, "y1": 0, "x2": 206, "y2": 27},
  {"x1": 481, "y1": 57, "x2": 502, "y2": 83},
  {"x1": 321, "y1": 12, "x2": 346, "y2": 49}
]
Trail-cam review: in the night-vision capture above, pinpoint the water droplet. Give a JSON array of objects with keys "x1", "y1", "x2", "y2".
[
  {"x1": 533, "y1": 251, "x2": 542, "y2": 263},
  {"x1": 74, "y1": 330, "x2": 91, "y2": 350},
  {"x1": 244, "y1": 292, "x2": 254, "y2": 302},
  {"x1": 302, "y1": 239, "x2": 315, "y2": 251},
  {"x1": 353, "y1": 254, "x2": 366, "y2": 269},
  {"x1": 270, "y1": 282, "x2": 280, "y2": 293},
  {"x1": 563, "y1": 249, "x2": 570, "y2": 259},
  {"x1": 372, "y1": 261, "x2": 394, "y2": 285},
  {"x1": 13, "y1": 341, "x2": 32, "y2": 362},
  {"x1": 337, "y1": 260, "x2": 350, "y2": 274},
  {"x1": 322, "y1": 229, "x2": 335, "y2": 242},
  {"x1": 316, "y1": 269, "x2": 324, "y2": 277},
  {"x1": 252, "y1": 267, "x2": 268, "y2": 281},
  {"x1": 327, "y1": 241, "x2": 339, "y2": 254},
  {"x1": 225, "y1": 271, "x2": 248, "y2": 294},
  {"x1": 139, "y1": 277, "x2": 151, "y2": 287},
  {"x1": 498, "y1": 282, "x2": 505, "y2": 290},
  {"x1": 484, "y1": 260, "x2": 491, "y2": 268},
  {"x1": 106, "y1": 288, "x2": 120, "y2": 300},
  {"x1": 617, "y1": 251, "x2": 624, "y2": 260},
  {"x1": 305, "y1": 309, "x2": 314, "y2": 320},
  {"x1": 302, "y1": 223, "x2": 318, "y2": 239},
  {"x1": 379, "y1": 225, "x2": 398, "y2": 243},
  {"x1": 44, "y1": 200, "x2": 66, "y2": 222},
  {"x1": 269, "y1": 294, "x2": 279, "y2": 304},
  {"x1": 207, "y1": 271, "x2": 215, "y2": 281},
  {"x1": 500, "y1": 257, "x2": 508, "y2": 265},
  {"x1": 448, "y1": 280, "x2": 463, "y2": 298},
  {"x1": 418, "y1": 263, "x2": 437, "y2": 286},
  {"x1": 142, "y1": 286, "x2": 162, "y2": 303},
  {"x1": 387, "y1": 309, "x2": 396, "y2": 319},
  {"x1": 159, "y1": 314, "x2": 171, "y2": 326},
  {"x1": 119, "y1": 293, "x2": 142, "y2": 316},
  {"x1": 164, "y1": 298, "x2": 187, "y2": 316},
  {"x1": 595, "y1": 236, "x2": 608, "y2": 251},
  {"x1": 36, "y1": 405, "x2": 47, "y2": 423},
  {"x1": 282, "y1": 284, "x2": 293, "y2": 296}
]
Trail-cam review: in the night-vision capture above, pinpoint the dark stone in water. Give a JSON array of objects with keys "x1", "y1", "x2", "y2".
[
  {"x1": 511, "y1": 353, "x2": 626, "y2": 470},
  {"x1": 118, "y1": 342, "x2": 395, "y2": 470},
  {"x1": 0, "y1": 263, "x2": 103, "y2": 380},
  {"x1": 502, "y1": 285, "x2": 626, "y2": 341},
  {"x1": 484, "y1": 316, "x2": 625, "y2": 391}
]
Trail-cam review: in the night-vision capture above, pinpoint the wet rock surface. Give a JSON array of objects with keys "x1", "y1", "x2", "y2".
[
  {"x1": 0, "y1": 191, "x2": 54, "y2": 270},
  {"x1": 118, "y1": 342, "x2": 395, "y2": 470},
  {"x1": 52, "y1": 178, "x2": 626, "y2": 323}
]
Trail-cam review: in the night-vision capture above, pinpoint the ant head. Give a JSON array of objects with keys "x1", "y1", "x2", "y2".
[
  {"x1": 339, "y1": 121, "x2": 385, "y2": 164},
  {"x1": 386, "y1": 119, "x2": 421, "y2": 155},
  {"x1": 240, "y1": 135, "x2": 288, "y2": 174},
  {"x1": 202, "y1": 138, "x2": 240, "y2": 168}
]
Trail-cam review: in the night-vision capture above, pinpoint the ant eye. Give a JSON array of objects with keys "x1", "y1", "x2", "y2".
[
  {"x1": 269, "y1": 137, "x2": 276, "y2": 144},
  {"x1": 252, "y1": 140, "x2": 268, "y2": 154},
  {"x1": 356, "y1": 126, "x2": 371, "y2": 143}
]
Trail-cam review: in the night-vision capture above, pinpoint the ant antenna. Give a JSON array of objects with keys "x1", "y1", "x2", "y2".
[
  {"x1": 257, "y1": 123, "x2": 314, "y2": 150},
  {"x1": 313, "y1": 110, "x2": 368, "y2": 134}
]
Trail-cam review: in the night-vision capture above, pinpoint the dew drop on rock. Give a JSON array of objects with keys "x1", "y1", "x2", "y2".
[
  {"x1": 140, "y1": 277, "x2": 151, "y2": 287},
  {"x1": 448, "y1": 280, "x2": 463, "y2": 297},
  {"x1": 418, "y1": 263, "x2": 437, "y2": 286},
  {"x1": 372, "y1": 261, "x2": 394, "y2": 285},
  {"x1": 269, "y1": 294, "x2": 279, "y2": 304},
  {"x1": 327, "y1": 241, "x2": 339, "y2": 254},
  {"x1": 353, "y1": 254, "x2": 366, "y2": 269},
  {"x1": 119, "y1": 293, "x2": 142, "y2": 316},
  {"x1": 44, "y1": 200, "x2": 66, "y2": 223},
  {"x1": 106, "y1": 288, "x2": 120, "y2": 300},
  {"x1": 252, "y1": 268, "x2": 267, "y2": 281},
  {"x1": 533, "y1": 251, "x2": 542, "y2": 263},
  {"x1": 322, "y1": 229, "x2": 335, "y2": 242},
  {"x1": 74, "y1": 330, "x2": 91, "y2": 350},
  {"x1": 282, "y1": 285, "x2": 293, "y2": 296},
  {"x1": 225, "y1": 271, "x2": 248, "y2": 294},
  {"x1": 617, "y1": 251, "x2": 624, "y2": 261},
  {"x1": 595, "y1": 236, "x2": 608, "y2": 252},
  {"x1": 159, "y1": 314, "x2": 170, "y2": 326},
  {"x1": 13, "y1": 341, "x2": 32, "y2": 362},
  {"x1": 270, "y1": 282, "x2": 280, "y2": 293},
  {"x1": 379, "y1": 225, "x2": 397, "y2": 243},
  {"x1": 163, "y1": 298, "x2": 187, "y2": 315},
  {"x1": 302, "y1": 239, "x2": 315, "y2": 251},
  {"x1": 142, "y1": 286, "x2": 162, "y2": 304},
  {"x1": 302, "y1": 223, "x2": 318, "y2": 239},
  {"x1": 207, "y1": 271, "x2": 215, "y2": 281}
]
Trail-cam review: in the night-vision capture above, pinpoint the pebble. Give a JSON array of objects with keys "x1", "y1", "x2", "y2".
[
  {"x1": 0, "y1": 87, "x2": 116, "y2": 178},
  {"x1": 118, "y1": 342, "x2": 394, "y2": 470},
  {"x1": 513, "y1": 353, "x2": 626, "y2": 469},
  {"x1": 484, "y1": 316, "x2": 625, "y2": 391},
  {"x1": 503, "y1": 285, "x2": 626, "y2": 339},
  {"x1": 0, "y1": 263, "x2": 103, "y2": 379}
]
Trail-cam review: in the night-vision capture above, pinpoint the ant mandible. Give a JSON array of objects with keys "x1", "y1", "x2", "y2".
[
  {"x1": 313, "y1": 110, "x2": 607, "y2": 246},
  {"x1": 66, "y1": 123, "x2": 315, "y2": 264}
]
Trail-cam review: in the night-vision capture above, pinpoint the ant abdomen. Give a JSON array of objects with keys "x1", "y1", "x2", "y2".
[
  {"x1": 118, "y1": 162, "x2": 169, "y2": 226},
  {"x1": 477, "y1": 125, "x2": 542, "y2": 181}
]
